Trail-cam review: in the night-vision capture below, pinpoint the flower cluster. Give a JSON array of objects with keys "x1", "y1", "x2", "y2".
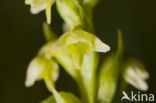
[{"x1": 25, "y1": 0, "x2": 149, "y2": 103}]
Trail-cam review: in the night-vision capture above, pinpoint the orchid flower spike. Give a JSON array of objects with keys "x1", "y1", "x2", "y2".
[
  {"x1": 122, "y1": 58, "x2": 149, "y2": 91},
  {"x1": 52, "y1": 29, "x2": 110, "y2": 68}
]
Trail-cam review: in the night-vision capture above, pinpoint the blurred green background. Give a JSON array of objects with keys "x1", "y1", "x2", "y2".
[{"x1": 0, "y1": 0, "x2": 156, "y2": 103}]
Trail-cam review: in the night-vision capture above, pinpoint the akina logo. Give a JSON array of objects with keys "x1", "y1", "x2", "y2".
[{"x1": 121, "y1": 91, "x2": 155, "y2": 102}]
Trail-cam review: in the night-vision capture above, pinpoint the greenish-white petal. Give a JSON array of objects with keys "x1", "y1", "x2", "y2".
[
  {"x1": 25, "y1": 57, "x2": 45, "y2": 87},
  {"x1": 53, "y1": 29, "x2": 110, "y2": 53},
  {"x1": 30, "y1": 1, "x2": 48, "y2": 14},
  {"x1": 25, "y1": 56, "x2": 59, "y2": 87},
  {"x1": 26, "y1": 0, "x2": 50, "y2": 14},
  {"x1": 93, "y1": 38, "x2": 110, "y2": 52}
]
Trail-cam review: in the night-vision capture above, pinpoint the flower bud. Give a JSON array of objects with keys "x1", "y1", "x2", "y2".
[
  {"x1": 56, "y1": 0, "x2": 87, "y2": 30},
  {"x1": 122, "y1": 58, "x2": 149, "y2": 91}
]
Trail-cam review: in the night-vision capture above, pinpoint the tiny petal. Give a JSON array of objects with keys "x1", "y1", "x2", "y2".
[
  {"x1": 25, "y1": 0, "x2": 33, "y2": 4},
  {"x1": 25, "y1": 57, "x2": 44, "y2": 87},
  {"x1": 93, "y1": 38, "x2": 110, "y2": 53},
  {"x1": 30, "y1": 3, "x2": 47, "y2": 14}
]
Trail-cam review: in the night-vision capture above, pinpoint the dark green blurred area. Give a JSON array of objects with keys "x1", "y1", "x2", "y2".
[{"x1": 0, "y1": 0, "x2": 156, "y2": 103}]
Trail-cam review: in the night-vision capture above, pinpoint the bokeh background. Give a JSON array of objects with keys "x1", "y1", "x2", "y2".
[{"x1": 0, "y1": 0, "x2": 156, "y2": 103}]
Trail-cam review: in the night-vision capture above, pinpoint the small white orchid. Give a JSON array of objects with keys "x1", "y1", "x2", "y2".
[
  {"x1": 53, "y1": 29, "x2": 110, "y2": 68},
  {"x1": 122, "y1": 58, "x2": 149, "y2": 91},
  {"x1": 25, "y1": 0, "x2": 55, "y2": 24}
]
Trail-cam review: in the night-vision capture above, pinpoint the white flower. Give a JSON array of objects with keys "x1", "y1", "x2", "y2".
[
  {"x1": 52, "y1": 29, "x2": 110, "y2": 68},
  {"x1": 25, "y1": 56, "x2": 59, "y2": 87}
]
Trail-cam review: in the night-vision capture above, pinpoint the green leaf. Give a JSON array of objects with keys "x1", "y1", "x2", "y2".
[
  {"x1": 58, "y1": 92, "x2": 82, "y2": 103},
  {"x1": 97, "y1": 30, "x2": 124, "y2": 103},
  {"x1": 41, "y1": 96, "x2": 56, "y2": 103},
  {"x1": 117, "y1": 29, "x2": 124, "y2": 55},
  {"x1": 98, "y1": 54, "x2": 120, "y2": 103},
  {"x1": 42, "y1": 86, "x2": 81, "y2": 103},
  {"x1": 79, "y1": 52, "x2": 99, "y2": 103}
]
